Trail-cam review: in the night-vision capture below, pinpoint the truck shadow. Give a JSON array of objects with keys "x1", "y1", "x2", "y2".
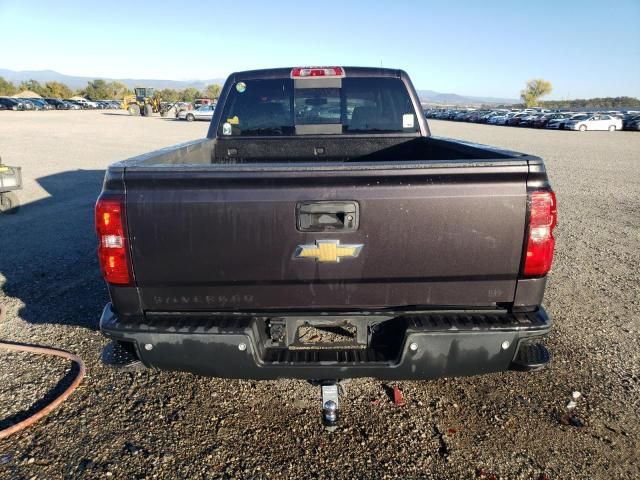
[{"x1": 0, "y1": 169, "x2": 107, "y2": 331}]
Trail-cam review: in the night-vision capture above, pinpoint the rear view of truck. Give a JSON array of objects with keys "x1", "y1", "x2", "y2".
[{"x1": 96, "y1": 67, "x2": 557, "y2": 424}]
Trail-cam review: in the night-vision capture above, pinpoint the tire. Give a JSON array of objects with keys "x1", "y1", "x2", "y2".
[
  {"x1": 579, "y1": 125, "x2": 587, "y2": 132},
  {"x1": 128, "y1": 104, "x2": 140, "y2": 116},
  {"x1": 0, "y1": 192, "x2": 20, "y2": 214},
  {"x1": 608, "y1": 125, "x2": 616, "y2": 132},
  {"x1": 143, "y1": 104, "x2": 153, "y2": 117},
  {"x1": 186, "y1": 113, "x2": 195, "y2": 122}
]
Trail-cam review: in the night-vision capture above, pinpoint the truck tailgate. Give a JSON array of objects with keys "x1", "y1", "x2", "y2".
[{"x1": 124, "y1": 162, "x2": 528, "y2": 311}]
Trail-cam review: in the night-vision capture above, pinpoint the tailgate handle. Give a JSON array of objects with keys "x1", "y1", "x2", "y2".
[{"x1": 297, "y1": 201, "x2": 359, "y2": 232}]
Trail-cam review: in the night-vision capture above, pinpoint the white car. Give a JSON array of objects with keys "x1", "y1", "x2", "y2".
[
  {"x1": 178, "y1": 104, "x2": 216, "y2": 121},
  {"x1": 489, "y1": 112, "x2": 516, "y2": 125},
  {"x1": 74, "y1": 98, "x2": 99, "y2": 109},
  {"x1": 564, "y1": 114, "x2": 622, "y2": 131}
]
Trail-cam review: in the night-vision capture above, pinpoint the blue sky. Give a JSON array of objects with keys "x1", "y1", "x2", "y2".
[{"x1": 1, "y1": 0, "x2": 639, "y2": 99}]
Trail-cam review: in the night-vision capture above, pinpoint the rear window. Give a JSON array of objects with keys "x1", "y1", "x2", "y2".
[{"x1": 218, "y1": 77, "x2": 419, "y2": 136}]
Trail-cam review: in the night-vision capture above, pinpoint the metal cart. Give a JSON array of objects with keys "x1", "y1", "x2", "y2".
[{"x1": 0, "y1": 159, "x2": 22, "y2": 214}]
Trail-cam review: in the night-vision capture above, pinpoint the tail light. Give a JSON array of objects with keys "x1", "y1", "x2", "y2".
[
  {"x1": 95, "y1": 195, "x2": 132, "y2": 285},
  {"x1": 523, "y1": 190, "x2": 557, "y2": 277},
  {"x1": 291, "y1": 67, "x2": 345, "y2": 78}
]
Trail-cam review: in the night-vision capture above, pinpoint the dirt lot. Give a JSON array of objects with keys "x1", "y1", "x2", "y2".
[{"x1": 0, "y1": 111, "x2": 638, "y2": 479}]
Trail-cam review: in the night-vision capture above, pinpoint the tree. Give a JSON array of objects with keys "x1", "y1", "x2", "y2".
[
  {"x1": 18, "y1": 79, "x2": 44, "y2": 95},
  {"x1": 107, "y1": 81, "x2": 132, "y2": 99},
  {"x1": 42, "y1": 81, "x2": 73, "y2": 99},
  {"x1": 0, "y1": 76, "x2": 17, "y2": 96},
  {"x1": 158, "y1": 88, "x2": 181, "y2": 103},
  {"x1": 180, "y1": 87, "x2": 200, "y2": 102},
  {"x1": 203, "y1": 84, "x2": 221, "y2": 99},
  {"x1": 83, "y1": 79, "x2": 112, "y2": 100},
  {"x1": 520, "y1": 79, "x2": 553, "y2": 107}
]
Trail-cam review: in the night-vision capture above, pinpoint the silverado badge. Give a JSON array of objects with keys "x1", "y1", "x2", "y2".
[{"x1": 295, "y1": 240, "x2": 363, "y2": 263}]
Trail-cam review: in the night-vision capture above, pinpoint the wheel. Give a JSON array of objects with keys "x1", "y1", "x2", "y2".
[
  {"x1": 128, "y1": 104, "x2": 140, "y2": 116},
  {"x1": 186, "y1": 113, "x2": 195, "y2": 122},
  {"x1": 579, "y1": 125, "x2": 587, "y2": 132},
  {"x1": 608, "y1": 125, "x2": 616, "y2": 132},
  {"x1": 143, "y1": 104, "x2": 153, "y2": 117},
  {"x1": 0, "y1": 192, "x2": 20, "y2": 214}
]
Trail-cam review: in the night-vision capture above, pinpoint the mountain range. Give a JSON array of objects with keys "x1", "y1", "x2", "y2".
[
  {"x1": 0, "y1": 68, "x2": 226, "y2": 92},
  {"x1": 0, "y1": 68, "x2": 518, "y2": 105},
  {"x1": 416, "y1": 89, "x2": 517, "y2": 106}
]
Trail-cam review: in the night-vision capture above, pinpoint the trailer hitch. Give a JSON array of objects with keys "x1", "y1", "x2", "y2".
[{"x1": 321, "y1": 383, "x2": 340, "y2": 431}]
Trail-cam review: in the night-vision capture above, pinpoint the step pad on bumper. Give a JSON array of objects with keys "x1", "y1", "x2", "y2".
[
  {"x1": 102, "y1": 341, "x2": 145, "y2": 371},
  {"x1": 511, "y1": 342, "x2": 551, "y2": 371}
]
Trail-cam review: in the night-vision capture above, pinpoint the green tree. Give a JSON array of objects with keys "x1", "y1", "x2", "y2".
[
  {"x1": 0, "y1": 76, "x2": 17, "y2": 96},
  {"x1": 83, "y1": 79, "x2": 112, "y2": 100},
  {"x1": 180, "y1": 87, "x2": 200, "y2": 102},
  {"x1": 203, "y1": 84, "x2": 221, "y2": 99},
  {"x1": 158, "y1": 88, "x2": 181, "y2": 103},
  {"x1": 41, "y1": 81, "x2": 73, "y2": 99},
  {"x1": 520, "y1": 79, "x2": 553, "y2": 107},
  {"x1": 107, "y1": 81, "x2": 132, "y2": 99}
]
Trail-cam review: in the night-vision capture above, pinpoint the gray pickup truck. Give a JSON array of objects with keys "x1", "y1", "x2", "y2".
[{"x1": 97, "y1": 67, "x2": 557, "y2": 425}]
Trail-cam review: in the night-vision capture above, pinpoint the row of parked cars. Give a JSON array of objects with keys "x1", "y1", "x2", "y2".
[
  {"x1": 424, "y1": 108, "x2": 640, "y2": 131},
  {"x1": 0, "y1": 97, "x2": 122, "y2": 111}
]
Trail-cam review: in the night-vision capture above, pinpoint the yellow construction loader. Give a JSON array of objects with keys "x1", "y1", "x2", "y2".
[{"x1": 123, "y1": 87, "x2": 162, "y2": 116}]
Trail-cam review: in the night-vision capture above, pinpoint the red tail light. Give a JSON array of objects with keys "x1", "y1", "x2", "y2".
[
  {"x1": 524, "y1": 191, "x2": 557, "y2": 277},
  {"x1": 291, "y1": 67, "x2": 345, "y2": 78},
  {"x1": 95, "y1": 195, "x2": 131, "y2": 285}
]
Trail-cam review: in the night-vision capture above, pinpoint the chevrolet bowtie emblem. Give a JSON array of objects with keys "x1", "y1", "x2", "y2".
[{"x1": 295, "y1": 240, "x2": 363, "y2": 263}]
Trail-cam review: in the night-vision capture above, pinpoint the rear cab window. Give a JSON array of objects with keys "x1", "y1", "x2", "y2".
[{"x1": 218, "y1": 73, "x2": 420, "y2": 137}]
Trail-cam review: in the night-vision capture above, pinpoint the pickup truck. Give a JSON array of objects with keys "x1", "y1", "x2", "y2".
[{"x1": 97, "y1": 67, "x2": 556, "y2": 423}]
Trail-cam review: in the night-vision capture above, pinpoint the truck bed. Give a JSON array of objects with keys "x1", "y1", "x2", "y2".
[{"x1": 112, "y1": 134, "x2": 524, "y2": 167}]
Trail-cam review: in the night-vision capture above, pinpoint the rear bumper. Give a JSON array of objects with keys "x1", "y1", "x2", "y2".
[{"x1": 100, "y1": 304, "x2": 552, "y2": 380}]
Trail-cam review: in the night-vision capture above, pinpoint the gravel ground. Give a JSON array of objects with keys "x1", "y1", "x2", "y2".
[{"x1": 0, "y1": 112, "x2": 638, "y2": 479}]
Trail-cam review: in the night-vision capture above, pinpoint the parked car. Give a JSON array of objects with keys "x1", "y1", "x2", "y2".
[
  {"x1": 74, "y1": 98, "x2": 99, "y2": 109},
  {"x1": 546, "y1": 113, "x2": 582, "y2": 130},
  {"x1": 64, "y1": 98, "x2": 89, "y2": 109},
  {"x1": 97, "y1": 66, "x2": 556, "y2": 428},
  {"x1": 0, "y1": 97, "x2": 22, "y2": 110},
  {"x1": 622, "y1": 115, "x2": 640, "y2": 131},
  {"x1": 177, "y1": 104, "x2": 216, "y2": 121},
  {"x1": 43, "y1": 98, "x2": 68, "y2": 109},
  {"x1": 28, "y1": 98, "x2": 54, "y2": 110},
  {"x1": 506, "y1": 112, "x2": 531, "y2": 126},
  {"x1": 99, "y1": 100, "x2": 121, "y2": 109},
  {"x1": 490, "y1": 112, "x2": 517, "y2": 125},
  {"x1": 519, "y1": 113, "x2": 544, "y2": 128},
  {"x1": 564, "y1": 114, "x2": 622, "y2": 131},
  {"x1": 64, "y1": 99, "x2": 84, "y2": 110},
  {"x1": 16, "y1": 99, "x2": 36, "y2": 110},
  {"x1": 533, "y1": 113, "x2": 569, "y2": 129},
  {"x1": 194, "y1": 98, "x2": 215, "y2": 108},
  {"x1": 480, "y1": 111, "x2": 507, "y2": 123}
]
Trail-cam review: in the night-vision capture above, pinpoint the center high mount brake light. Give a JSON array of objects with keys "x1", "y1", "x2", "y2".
[{"x1": 290, "y1": 67, "x2": 345, "y2": 79}]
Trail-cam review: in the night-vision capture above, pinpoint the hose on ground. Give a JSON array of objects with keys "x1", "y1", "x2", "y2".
[{"x1": 0, "y1": 305, "x2": 86, "y2": 440}]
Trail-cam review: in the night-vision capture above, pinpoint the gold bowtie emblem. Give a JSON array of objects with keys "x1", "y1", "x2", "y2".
[{"x1": 295, "y1": 240, "x2": 363, "y2": 263}]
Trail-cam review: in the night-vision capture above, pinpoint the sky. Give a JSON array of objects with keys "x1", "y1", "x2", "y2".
[{"x1": 1, "y1": 0, "x2": 639, "y2": 99}]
